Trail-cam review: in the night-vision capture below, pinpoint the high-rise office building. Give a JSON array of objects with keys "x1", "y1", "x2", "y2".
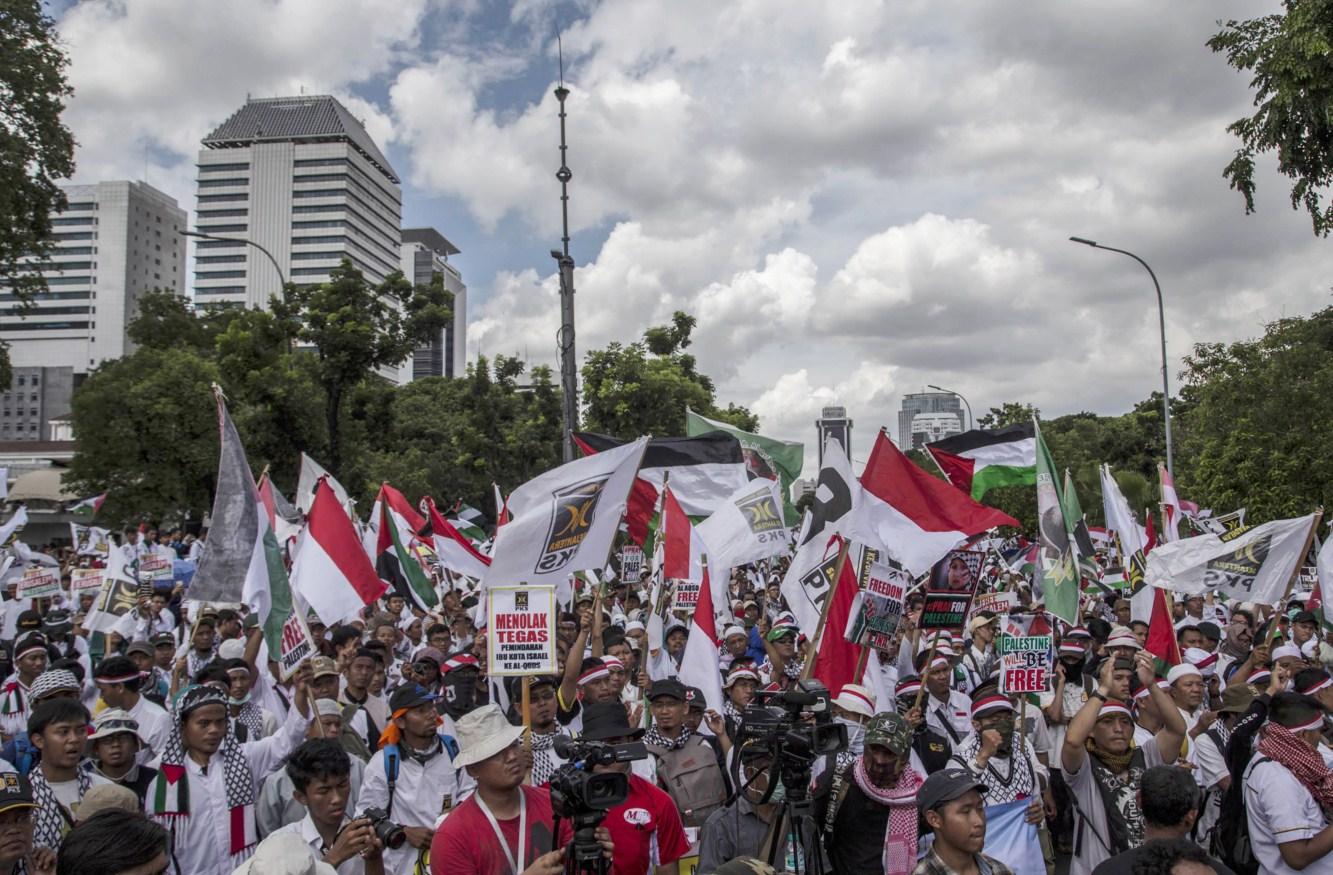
[
  {"x1": 0, "y1": 180, "x2": 185, "y2": 440},
  {"x1": 898, "y1": 391, "x2": 964, "y2": 450},
  {"x1": 909, "y1": 411, "x2": 963, "y2": 448},
  {"x1": 193, "y1": 95, "x2": 402, "y2": 310},
  {"x1": 401, "y1": 228, "x2": 467, "y2": 379},
  {"x1": 816, "y1": 406, "x2": 853, "y2": 467}
]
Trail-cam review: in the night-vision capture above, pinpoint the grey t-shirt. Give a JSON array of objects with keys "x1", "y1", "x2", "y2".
[{"x1": 1061, "y1": 737, "x2": 1166, "y2": 875}]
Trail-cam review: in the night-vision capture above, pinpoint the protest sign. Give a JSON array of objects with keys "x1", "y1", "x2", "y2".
[
  {"x1": 488, "y1": 585, "x2": 557, "y2": 676},
  {"x1": 920, "y1": 549, "x2": 983, "y2": 629},
  {"x1": 998, "y1": 633, "x2": 1052, "y2": 694},
  {"x1": 844, "y1": 562, "x2": 909, "y2": 649},
  {"x1": 277, "y1": 612, "x2": 316, "y2": 679},
  {"x1": 971, "y1": 590, "x2": 1018, "y2": 618},
  {"x1": 70, "y1": 568, "x2": 103, "y2": 593},
  {"x1": 671, "y1": 578, "x2": 702, "y2": 613},
  {"x1": 70, "y1": 524, "x2": 110, "y2": 557},
  {"x1": 621, "y1": 545, "x2": 643, "y2": 580},
  {"x1": 17, "y1": 567, "x2": 60, "y2": 600},
  {"x1": 138, "y1": 552, "x2": 173, "y2": 582}
]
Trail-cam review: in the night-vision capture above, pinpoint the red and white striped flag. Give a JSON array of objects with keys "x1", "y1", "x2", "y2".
[{"x1": 290, "y1": 479, "x2": 387, "y2": 624}]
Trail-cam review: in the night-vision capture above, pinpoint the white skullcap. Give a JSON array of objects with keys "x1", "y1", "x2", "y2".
[
  {"x1": 723, "y1": 625, "x2": 748, "y2": 641},
  {"x1": 218, "y1": 638, "x2": 246, "y2": 660},
  {"x1": 1273, "y1": 643, "x2": 1304, "y2": 662},
  {"x1": 1166, "y1": 663, "x2": 1201, "y2": 685}
]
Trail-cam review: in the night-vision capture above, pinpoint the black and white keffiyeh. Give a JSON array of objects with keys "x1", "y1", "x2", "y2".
[
  {"x1": 530, "y1": 730, "x2": 561, "y2": 786},
  {"x1": 644, "y1": 724, "x2": 692, "y2": 752},
  {"x1": 949, "y1": 732, "x2": 1036, "y2": 806},
  {"x1": 233, "y1": 699, "x2": 264, "y2": 740},
  {"x1": 30, "y1": 765, "x2": 90, "y2": 851}
]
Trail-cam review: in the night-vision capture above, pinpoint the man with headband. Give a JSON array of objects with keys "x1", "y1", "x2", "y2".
[
  {"x1": 949, "y1": 683, "x2": 1045, "y2": 823},
  {"x1": 1244, "y1": 691, "x2": 1333, "y2": 874},
  {"x1": 1061, "y1": 650, "x2": 1186, "y2": 875},
  {"x1": 145, "y1": 675, "x2": 312, "y2": 875}
]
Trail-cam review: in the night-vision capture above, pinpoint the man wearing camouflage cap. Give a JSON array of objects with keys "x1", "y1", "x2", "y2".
[{"x1": 815, "y1": 712, "x2": 925, "y2": 875}]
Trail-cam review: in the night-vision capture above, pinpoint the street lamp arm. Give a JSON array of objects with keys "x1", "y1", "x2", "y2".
[
  {"x1": 179, "y1": 229, "x2": 288, "y2": 291},
  {"x1": 926, "y1": 383, "x2": 973, "y2": 431}
]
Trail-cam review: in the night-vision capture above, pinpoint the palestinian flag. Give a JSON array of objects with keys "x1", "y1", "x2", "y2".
[
  {"x1": 421, "y1": 497, "x2": 491, "y2": 580},
  {"x1": 926, "y1": 422, "x2": 1037, "y2": 500},
  {"x1": 450, "y1": 501, "x2": 488, "y2": 544},
  {"x1": 1143, "y1": 585, "x2": 1182, "y2": 670},
  {"x1": 374, "y1": 484, "x2": 438, "y2": 610},
  {"x1": 1035, "y1": 421, "x2": 1079, "y2": 624},
  {"x1": 67, "y1": 493, "x2": 106, "y2": 520},
  {"x1": 1061, "y1": 469, "x2": 1101, "y2": 585},
  {"x1": 573, "y1": 431, "x2": 747, "y2": 545},
  {"x1": 686, "y1": 408, "x2": 805, "y2": 523}
]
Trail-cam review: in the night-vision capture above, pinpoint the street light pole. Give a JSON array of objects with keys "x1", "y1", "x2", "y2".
[
  {"x1": 552, "y1": 39, "x2": 579, "y2": 463},
  {"x1": 179, "y1": 229, "x2": 287, "y2": 302},
  {"x1": 1069, "y1": 236, "x2": 1173, "y2": 475},
  {"x1": 927, "y1": 384, "x2": 972, "y2": 431}
]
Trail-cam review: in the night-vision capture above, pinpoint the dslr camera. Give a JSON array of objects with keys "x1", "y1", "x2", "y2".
[
  {"x1": 548, "y1": 736, "x2": 647, "y2": 874},
  {"x1": 357, "y1": 806, "x2": 406, "y2": 851}
]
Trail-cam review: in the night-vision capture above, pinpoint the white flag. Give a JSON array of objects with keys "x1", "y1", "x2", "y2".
[
  {"x1": 85, "y1": 548, "x2": 141, "y2": 636},
  {"x1": 1146, "y1": 513, "x2": 1317, "y2": 605},
  {"x1": 0, "y1": 506, "x2": 27, "y2": 546},
  {"x1": 483, "y1": 437, "x2": 648, "y2": 589},
  {"x1": 697, "y1": 478, "x2": 791, "y2": 570},
  {"x1": 780, "y1": 437, "x2": 860, "y2": 634},
  {"x1": 1315, "y1": 527, "x2": 1333, "y2": 628},
  {"x1": 296, "y1": 453, "x2": 351, "y2": 514}
]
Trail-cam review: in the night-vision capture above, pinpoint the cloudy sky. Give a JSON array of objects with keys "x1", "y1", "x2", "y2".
[{"x1": 50, "y1": 0, "x2": 1326, "y2": 473}]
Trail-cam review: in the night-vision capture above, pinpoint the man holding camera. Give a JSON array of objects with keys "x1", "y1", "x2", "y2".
[
  {"x1": 272, "y1": 738, "x2": 384, "y2": 875},
  {"x1": 358, "y1": 683, "x2": 469, "y2": 875},
  {"x1": 430, "y1": 703, "x2": 615, "y2": 875}
]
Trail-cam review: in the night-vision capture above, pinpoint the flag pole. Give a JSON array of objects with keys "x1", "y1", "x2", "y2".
[
  {"x1": 799, "y1": 538, "x2": 851, "y2": 682},
  {"x1": 912, "y1": 634, "x2": 939, "y2": 713},
  {"x1": 1278, "y1": 508, "x2": 1324, "y2": 620}
]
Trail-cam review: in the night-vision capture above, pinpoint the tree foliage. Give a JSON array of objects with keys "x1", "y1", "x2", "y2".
[
  {"x1": 0, "y1": 0, "x2": 77, "y2": 386},
  {"x1": 1209, "y1": 3, "x2": 1333, "y2": 235},
  {"x1": 1175, "y1": 306, "x2": 1333, "y2": 520},
  {"x1": 582, "y1": 311, "x2": 758, "y2": 438}
]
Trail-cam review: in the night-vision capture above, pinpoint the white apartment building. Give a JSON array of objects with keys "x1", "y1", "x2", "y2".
[
  {"x1": 193, "y1": 95, "x2": 402, "y2": 310},
  {"x1": 401, "y1": 228, "x2": 467, "y2": 379}
]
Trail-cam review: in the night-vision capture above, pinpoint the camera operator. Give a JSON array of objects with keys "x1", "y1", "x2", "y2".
[
  {"x1": 429, "y1": 704, "x2": 615, "y2": 875},
  {"x1": 580, "y1": 702, "x2": 690, "y2": 875},
  {"x1": 814, "y1": 712, "x2": 923, "y2": 875},
  {"x1": 699, "y1": 734, "x2": 817, "y2": 872},
  {"x1": 271, "y1": 738, "x2": 383, "y2": 874},
  {"x1": 358, "y1": 684, "x2": 469, "y2": 875}
]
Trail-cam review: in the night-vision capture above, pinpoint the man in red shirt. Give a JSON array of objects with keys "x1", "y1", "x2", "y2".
[
  {"x1": 579, "y1": 702, "x2": 691, "y2": 875},
  {"x1": 430, "y1": 704, "x2": 613, "y2": 875}
]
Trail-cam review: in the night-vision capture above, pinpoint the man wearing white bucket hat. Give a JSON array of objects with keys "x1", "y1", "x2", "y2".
[{"x1": 428, "y1": 703, "x2": 613, "y2": 875}]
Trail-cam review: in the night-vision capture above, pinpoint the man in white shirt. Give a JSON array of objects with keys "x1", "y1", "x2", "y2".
[
  {"x1": 94, "y1": 655, "x2": 170, "y2": 760},
  {"x1": 920, "y1": 647, "x2": 973, "y2": 744},
  {"x1": 272, "y1": 738, "x2": 384, "y2": 874},
  {"x1": 1244, "y1": 692, "x2": 1333, "y2": 874},
  {"x1": 357, "y1": 683, "x2": 472, "y2": 875},
  {"x1": 0, "y1": 632, "x2": 48, "y2": 741},
  {"x1": 145, "y1": 678, "x2": 311, "y2": 875}
]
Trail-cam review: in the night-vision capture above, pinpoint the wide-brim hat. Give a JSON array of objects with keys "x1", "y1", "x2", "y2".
[{"x1": 452, "y1": 703, "x2": 525, "y2": 768}]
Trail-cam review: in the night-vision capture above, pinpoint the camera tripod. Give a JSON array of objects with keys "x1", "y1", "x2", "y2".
[
  {"x1": 551, "y1": 810, "x2": 611, "y2": 875},
  {"x1": 754, "y1": 762, "x2": 829, "y2": 875}
]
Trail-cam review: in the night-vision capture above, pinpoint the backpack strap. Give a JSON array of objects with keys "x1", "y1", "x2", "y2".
[{"x1": 383, "y1": 743, "x2": 400, "y2": 819}]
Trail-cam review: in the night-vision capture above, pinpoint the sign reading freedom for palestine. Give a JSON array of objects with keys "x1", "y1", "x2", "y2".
[{"x1": 488, "y1": 585, "x2": 558, "y2": 676}]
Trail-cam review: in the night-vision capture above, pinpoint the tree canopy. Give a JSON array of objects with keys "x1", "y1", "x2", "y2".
[{"x1": 1209, "y1": 2, "x2": 1333, "y2": 235}]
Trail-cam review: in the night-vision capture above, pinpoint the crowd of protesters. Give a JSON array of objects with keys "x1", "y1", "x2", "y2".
[{"x1": 0, "y1": 522, "x2": 1330, "y2": 875}]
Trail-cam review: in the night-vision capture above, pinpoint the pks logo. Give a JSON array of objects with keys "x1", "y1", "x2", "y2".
[
  {"x1": 737, "y1": 485, "x2": 784, "y2": 535},
  {"x1": 515, "y1": 592, "x2": 529, "y2": 611},
  {"x1": 537, "y1": 477, "x2": 609, "y2": 574}
]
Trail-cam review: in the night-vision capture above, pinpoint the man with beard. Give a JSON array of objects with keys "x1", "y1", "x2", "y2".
[
  {"x1": 1061, "y1": 651, "x2": 1186, "y2": 875},
  {"x1": 643, "y1": 680, "x2": 727, "y2": 828},
  {"x1": 145, "y1": 680, "x2": 311, "y2": 875},
  {"x1": 894, "y1": 676, "x2": 952, "y2": 775},
  {"x1": 949, "y1": 686, "x2": 1045, "y2": 824},
  {"x1": 817, "y1": 712, "x2": 924, "y2": 875}
]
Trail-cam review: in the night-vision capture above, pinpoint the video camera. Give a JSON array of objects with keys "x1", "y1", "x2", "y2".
[
  {"x1": 736, "y1": 682, "x2": 848, "y2": 769},
  {"x1": 548, "y1": 736, "x2": 647, "y2": 874}
]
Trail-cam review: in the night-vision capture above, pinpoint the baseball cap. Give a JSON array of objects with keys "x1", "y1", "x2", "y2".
[
  {"x1": 308, "y1": 656, "x2": 339, "y2": 681},
  {"x1": 126, "y1": 640, "x2": 154, "y2": 659},
  {"x1": 683, "y1": 686, "x2": 706, "y2": 712},
  {"x1": 0, "y1": 772, "x2": 36, "y2": 816},
  {"x1": 1294, "y1": 610, "x2": 1320, "y2": 626},
  {"x1": 648, "y1": 679, "x2": 687, "y2": 702},
  {"x1": 388, "y1": 683, "x2": 436, "y2": 713},
  {"x1": 918, "y1": 768, "x2": 989, "y2": 813},
  {"x1": 152, "y1": 632, "x2": 176, "y2": 648},
  {"x1": 864, "y1": 712, "x2": 912, "y2": 755}
]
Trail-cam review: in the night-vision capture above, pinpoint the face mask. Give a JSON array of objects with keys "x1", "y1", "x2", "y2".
[
  {"x1": 767, "y1": 776, "x2": 786, "y2": 805},
  {"x1": 228, "y1": 692, "x2": 251, "y2": 707},
  {"x1": 836, "y1": 716, "x2": 866, "y2": 755}
]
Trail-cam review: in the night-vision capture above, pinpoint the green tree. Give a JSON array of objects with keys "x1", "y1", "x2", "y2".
[
  {"x1": 1175, "y1": 307, "x2": 1333, "y2": 520},
  {"x1": 977, "y1": 402, "x2": 1039, "y2": 429},
  {"x1": 299, "y1": 262, "x2": 451, "y2": 472},
  {"x1": 64, "y1": 347, "x2": 220, "y2": 525},
  {"x1": 361, "y1": 356, "x2": 562, "y2": 509},
  {"x1": 0, "y1": 0, "x2": 77, "y2": 386},
  {"x1": 582, "y1": 311, "x2": 758, "y2": 438},
  {"x1": 1209, "y1": 3, "x2": 1333, "y2": 235}
]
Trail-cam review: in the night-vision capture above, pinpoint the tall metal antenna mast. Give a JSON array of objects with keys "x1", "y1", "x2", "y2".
[{"x1": 552, "y1": 30, "x2": 578, "y2": 461}]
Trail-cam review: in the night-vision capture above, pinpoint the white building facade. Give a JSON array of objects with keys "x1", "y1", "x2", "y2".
[
  {"x1": 193, "y1": 95, "x2": 402, "y2": 310},
  {"x1": 400, "y1": 228, "x2": 467, "y2": 379}
]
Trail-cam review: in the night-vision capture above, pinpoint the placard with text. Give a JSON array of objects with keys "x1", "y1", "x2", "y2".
[{"x1": 488, "y1": 585, "x2": 558, "y2": 676}]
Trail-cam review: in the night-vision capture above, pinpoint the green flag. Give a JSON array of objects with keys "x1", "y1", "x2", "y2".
[
  {"x1": 1061, "y1": 469, "x2": 1101, "y2": 584},
  {"x1": 1035, "y1": 420, "x2": 1079, "y2": 623},
  {"x1": 685, "y1": 408, "x2": 804, "y2": 523}
]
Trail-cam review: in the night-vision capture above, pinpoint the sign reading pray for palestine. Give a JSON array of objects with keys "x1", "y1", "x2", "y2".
[
  {"x1": 999, "y1": 633, "x2": 1052, "y2": 694},
  {"x1": 620, "y1": 544, "x2": 643, "y2": 581},
  {"x1": 920, "y1": 549, "x2": 983, "y2": 629},
  {"x1": 488, "y1": 585, "x2": 557, "y2": 676}
]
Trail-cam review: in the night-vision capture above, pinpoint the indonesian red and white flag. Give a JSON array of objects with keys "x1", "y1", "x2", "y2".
[
  {"x1": 845, "y1": 431, "x2": 1020, "y2": 575},
  {"x1": 291, "y1": 479, "x2": 387, "y2": 624},
  {"x1": 662, "y1": 485, "x2": 705, "y2": 583},
  {"x1": 811, "y1": 538, "x2": 864, "y2": 696},
  {"x1": 1159, "y1": 464, "x2": 1181, "y2": 543},
  {"x1": 422, "y1": 497, "x2": 491, "y2": 580},
  {"x1": 677, "y1": 564, "x2": 726, "y2": 718}
]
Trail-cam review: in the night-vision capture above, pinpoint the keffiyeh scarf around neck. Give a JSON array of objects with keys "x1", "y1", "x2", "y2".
[
  {"x1": 530, "y1": 730, "x2": 560, "y2": 786},
  {"x1": 1259, "y1": 721, "x2": 1333, "y2": 811},
  {"x1": 232, "y1": 699, "x2": 264, "y2": 740},
  {"x1": 30, "y1": 765, "x2": 90, "y2": 851},
  {"x1": 146, "y1": 685, "x2": 257, "y2": 860},
  {"x1": 644, "y1": 724, "x2": 692, "y2": 751},
  {"x1": 853, "y1": 756, "x2": 922, "y2": 875}
]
